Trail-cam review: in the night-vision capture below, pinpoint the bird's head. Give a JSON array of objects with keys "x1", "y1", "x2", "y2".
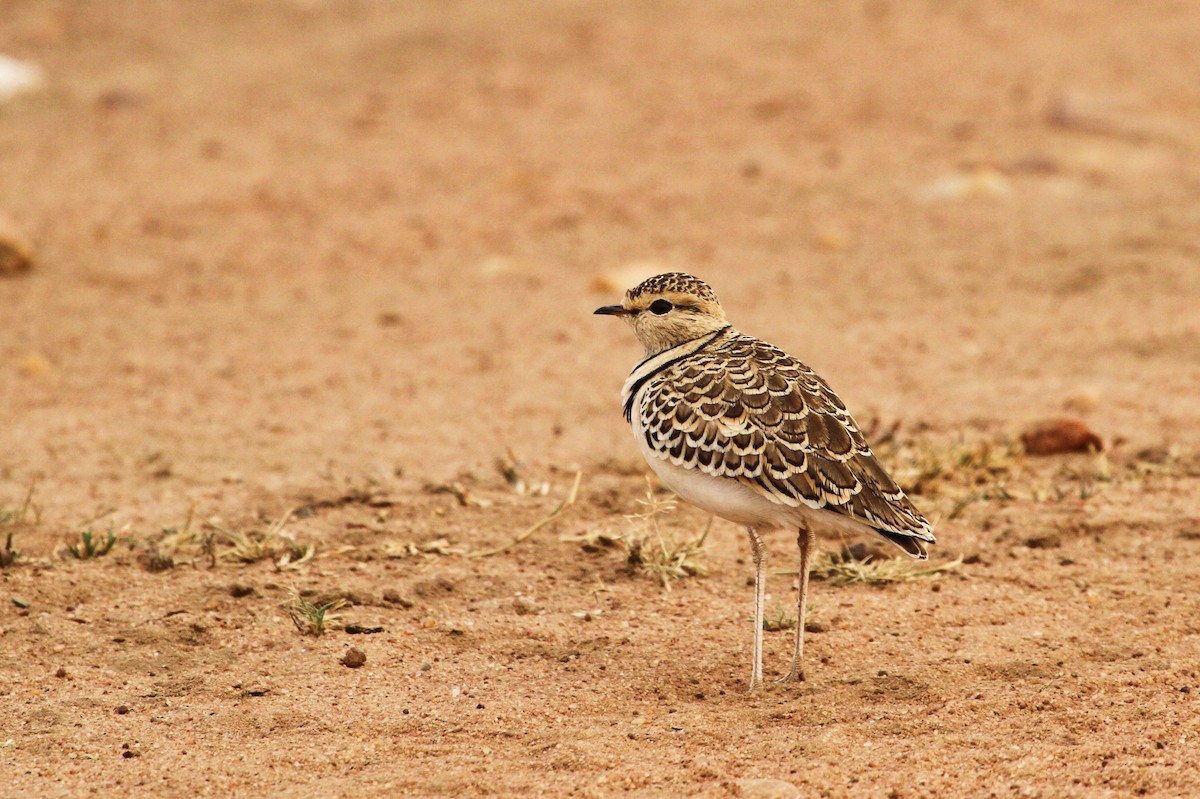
[{"x1": 594, "y1": 272, "x2": 728, "y2": 356}]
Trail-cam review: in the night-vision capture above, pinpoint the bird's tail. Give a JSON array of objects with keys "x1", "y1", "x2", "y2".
[{"x1": 874, "y1": 528, "x2": 931, "y2": 560}]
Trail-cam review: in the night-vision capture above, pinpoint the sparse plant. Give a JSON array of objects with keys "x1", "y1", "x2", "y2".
[
  {"x1": 207, "y1": 509, "x2": 314, "y2": 569},
  {"x1": 139, "y1": 505, "x2": 195, "y2": 571},
  {"x1": 763, "y1": 599, "x2": 796, "y2": 632},
  {"x1": 0, "y1": 531, "x2": 19, "y2": 568},
  {"x1": 137, "y1": 543, "x2": 176, "y2": 572},
  {"x1": 61, "y1": 525, "x2": 119, "y2": 560},
  {"x1": 0, "y1": 481, "x2": 39, "y2": 527},
  {"x1": 0, "y1": 482, "x2": 39, "y2": 568},
  {"x1": 280, "y1": 588, "x2": 345, "y2": 636},
  {"x1": 562, "y1": 480, "x2": 711, "y2": 589},
  {"x1": 881, "y1": 436, "x2": 1021, "y2": 499},
  {"x1": 621, "y1": 480, "x2": 711, "y2": 590},
  {"x1": 468, "y1": 471, "x2": 582, "y2": 559},
  {"x1": 494, "y1": 450, "x2": 550, "y2": 496}
]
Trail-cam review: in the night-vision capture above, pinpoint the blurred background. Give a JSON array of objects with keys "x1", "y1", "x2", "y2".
[{"x1": 2, "y1": 1, "x2": 1198, "y2": 522}]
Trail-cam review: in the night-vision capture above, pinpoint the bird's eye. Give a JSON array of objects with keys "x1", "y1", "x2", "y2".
[{"x1": 649, "y1": 299, "x2": 673, "y2": 315}]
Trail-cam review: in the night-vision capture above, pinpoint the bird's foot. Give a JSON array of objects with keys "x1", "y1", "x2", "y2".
[{"x1": 775, "y1": 666, "x2": 806, "y2": 684}]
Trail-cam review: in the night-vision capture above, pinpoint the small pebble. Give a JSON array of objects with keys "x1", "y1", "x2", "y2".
[
  {"x1": 54, "y1": 667, "x2": 67, "y2": 679},
  {"x1": 382, "y1": 589, "x2": 414, "y2": 608},
  {"x1": 734, "y1": 778, "x2": 802, "y2": 799},
  {"x1": 341, "y1": 647, "x2": 367, "y2": 668},
  {"x1": 1020, "y1": 417, "x2": 1103, "y2": 455},
  {"x1": 0, "y1": 56, "x2": 43, "y2": 103}
]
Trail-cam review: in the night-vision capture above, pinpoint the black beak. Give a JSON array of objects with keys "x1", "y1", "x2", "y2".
[{"x1": 593, "y1": 305, "x2": 629, "y2": 317}]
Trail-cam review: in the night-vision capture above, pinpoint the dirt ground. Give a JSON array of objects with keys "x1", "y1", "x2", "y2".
[{"x1": 2, "y1": 2, "x2": 1199, "y2": 797}]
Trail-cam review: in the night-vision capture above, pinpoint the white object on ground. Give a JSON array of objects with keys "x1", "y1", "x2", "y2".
[{"x1": 0, "y1": 55, "x2": 45, "y2": 102}]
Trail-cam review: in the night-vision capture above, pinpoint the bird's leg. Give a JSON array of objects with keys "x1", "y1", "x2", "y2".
[
  {"x1": 746, "y1": 526, "x2": 767, "y2": 691},
  {"x1": 778, "y1": 522, "x2": 815, "y2": 683}
]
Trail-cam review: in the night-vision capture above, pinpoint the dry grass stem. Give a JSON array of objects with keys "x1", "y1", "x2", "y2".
[
  {"x1": 0, "y1": 482, "x2": 39, "y2": 569},
  {"x1": 207, "y1": 509, "x2": 315, "y2": 569},
  {"x1": 426, "y1": 481, "x2": 493, "y2": 508},
  {"x1": 0, "y1": 531, "x2": 19, "y2": 568},
  {"x1": 495, "y1": 450, "x2": 550, "y2": 496},
  {"x1": 625, "y1": 517, "x2": 711, "y2": 591},
  {"x1": 797, "y1": 549, "x2": 964, "y2": 586},
  {"x1": 468, "y1": 471, "x2": 582, "y2": 558},
  {"x1": 0, "y1": 481, "x2": 40, "y2": 527},
  {"x1": 384, "y1": 537, "x2": 465, "y2": 558},
  {"x1": 620, "y1": 479, "x2": 711, "y2": 590}
]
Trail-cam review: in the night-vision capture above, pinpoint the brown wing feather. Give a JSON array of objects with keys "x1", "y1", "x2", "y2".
[{"x1": 637, "y1": 331, "x2": 934, "y2": 545}]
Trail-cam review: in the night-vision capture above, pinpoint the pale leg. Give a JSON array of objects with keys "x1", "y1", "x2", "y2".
[
  {"x1": 746, "y1": 527, "x2": 767, "y2": 690},
  {"x1": 778, "y1": 523, "x2": 815, "y2": 683}
]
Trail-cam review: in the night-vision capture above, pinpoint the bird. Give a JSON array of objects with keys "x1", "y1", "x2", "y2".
[{"x1": 595, "y1": 272, "x2": 934, "y2": 690}]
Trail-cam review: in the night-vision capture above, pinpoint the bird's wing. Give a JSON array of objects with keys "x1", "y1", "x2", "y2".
[{"x1": 635, "y1": 332, "x2": 934, "y2": 550}]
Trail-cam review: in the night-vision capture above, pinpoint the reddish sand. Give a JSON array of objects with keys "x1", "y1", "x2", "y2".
[{"x1": 2, "y1": 2, "x2": 1199, "y2": 797}]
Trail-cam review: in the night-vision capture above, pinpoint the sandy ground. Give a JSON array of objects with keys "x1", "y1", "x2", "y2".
[{"x1": 2, "y1": 1, "x2": 1200, "y2": 797}]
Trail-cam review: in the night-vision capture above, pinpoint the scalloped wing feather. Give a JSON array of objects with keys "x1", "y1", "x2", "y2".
[{"x1": 634, "y1": 331, "x2": 934, "y2": 546}]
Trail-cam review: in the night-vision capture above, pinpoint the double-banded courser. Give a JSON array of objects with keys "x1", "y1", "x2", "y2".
[{"x1": 596, "y1": 273, "x2": 934, "y2": 689}]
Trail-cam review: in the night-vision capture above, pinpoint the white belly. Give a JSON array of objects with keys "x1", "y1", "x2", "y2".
[{"x1": 636, "y1": 439, "x2": 790, "y2": 527}]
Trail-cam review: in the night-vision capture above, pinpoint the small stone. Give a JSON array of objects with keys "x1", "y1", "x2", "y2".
[
  {"x1": 804, "y1": 622, "x2": 826, "y2": 634},
  {"x1": 11, "y1": 597, "x2": 29, "y2": 609},
  {"x1": 344, "y1": 624, "x2": 384, "y2": 635},
  {"x1": 512, "y1": 597, "x2": 536, "y2": 616},
  {"x1": 54, "y1": 667, "x2": 67, "y2": 678},
  {"x1": 382, "y1": 589, "x2": 414, "y2": 608},
  {"x1": 1062, "y1": 388, "x2": 1101, "y2": 414},
  {"x1": 813, "y1": 227, "x2": 846, "y2": 252},
  {"x1": 377, "y1": 312, "x2": 404, "y2": 327},
  {"x1": 341, "y1": 647, "x2": 367, "y2": 668},
  {"x1": 1020, "y1": 418, "x2": 1103, "y2": 455},
  {"x1": 122, "y1": 749, "x2": 139, "y2": 758},
  {"x1": 1025, "y1": 534, "x2": 1062, "y2": 549},
  {"x1": 917, "y1": 167, "x2": 1011, "y2": 202},
  {"x1": 228, "y1": 584, "x2": 256, "y2": 598},
  {"x1": 0, "y1": 56, "x2": 44, "y2": 103},
  {"x1": 734, "y1": 778, "x2": 802, "y2": 799},
  {"x1": 115, "y1": 705, "x2": 130, "y2": 715},
  {"x1": 19, "y1": 354, "x2": 50, "y2": 377}
]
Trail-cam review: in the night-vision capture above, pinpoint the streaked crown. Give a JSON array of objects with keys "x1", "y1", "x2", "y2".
[{"x1": 626, "y1": 272, "x2": 721, "y2": 306}]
